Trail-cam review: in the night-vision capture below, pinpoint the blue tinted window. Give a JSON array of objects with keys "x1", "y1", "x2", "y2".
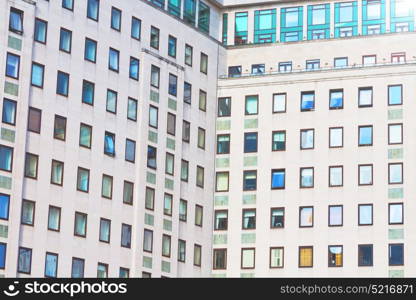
[
  {"x1": 56, "y1": 71, "x2": 69, "y2": 96},
  {"x1": 104, "y1": 132, "x2": 115, "y2": 156},
  {"x1": 72, "y1": 258, "x2": 84, "y2": 278},
  {"x1": 0, "y1": 194, "x2": 10, "y2": 220},
  {"x1": 18, "y1": 247, "x2": 32, "y2": 274},
  {"x1": 301, "y1": 92, "x2": 315, "y2": 111},
  {"x1": 0, "y1": 243, "x2": 6, "y2": 269},
  {"x1": 0, "y1": 146, "x2": 13, "y2": 172},
  {"x1": 389, "y1": 85, "x2": 402, "y2": 105},
  {"x1": 62, "y1": 0, "x2": 74, "y2": 10},
  {"x1": 147, "y1": 146, "x2": 157, "y2": 169},
  {"x1": 87, "y1": 0, "x2": 100, "y2": 20},
  {"x1": 31, "y1": 63, "x2": 44, "y2": 87},
  {"x1": 168, "y1": 36, "x2": 177, "y2": 57},
  {"x1": 129, "y1": 57, "x2": 139, "y2": 80},
  {"x1": 106, "y1": 90, "x2": 117, "y2": 113},
  {"x1": 34, "y1": 19, "x2": 47, "y2": 43},
  {"x1": 84, "y1": 38, "x2": 97, "y2": 62},
  {"x1": 82, "y1": 81, "x2": 94, "y2": 105},
  {"x1": 359, "y1": 126, "x2": 373, "y2": 145},
  {"x1": 6, "y1": 53, "x2": 19, "y2": 79},
  {"x1": 2, "y1": 99, "x2": 17, "y2": 125},
  {"x1": 330, "y1": 90, "x2": 343, "y2": 109},
  {"x1": 168, "y1": 74, "x2": 177, "y2": 96},
  {"x1": 389, "y1": 244, "x2": 403, "y2": 266},
  {"x1": 111, "y1": 7, "x2": 121, "y2": 31},
  {"x1": 125, "y1": 139, "x2": 136, "y2": 162},
  {"x1": 59, "y1": 28, "x2": 72, "y2": 52},
  {"x1": 108, "y1": 48, "x2": 119, "y2": 71},
  {"x1": 45, "y1": 253, "x2": 58, "y2": 277},
  {"x1": 9, "y1": 8, "x2": 23, "y2": 34},
  {"x1": 131, "y1": 17, "x2": 141, "y2": 40},
  {"x1": 272, "y1": 169, "x2": 285, "y2": 189},
  {"x1": 244, "y1": 133, "x2": 258, "y2": 153}
]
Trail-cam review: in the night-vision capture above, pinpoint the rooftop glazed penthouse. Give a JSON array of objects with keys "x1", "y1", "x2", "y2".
[{"x1": 0, "y1": 0, "x2": 415, "y2": 278}]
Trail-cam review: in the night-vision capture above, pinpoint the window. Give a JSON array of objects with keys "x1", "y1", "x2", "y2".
[
  {"x1": 358, "y1": 244, "x2": 373, "y2": 266},
  {"x1": 228, "y1": 66, "x2": 242, "y2": 77},
  {"x1": 242, "y1": 209, "x2": 256, "y2": 229},
  {"x1": 251, "y1": 64, "x2": 265, "y2": 75},
  {"x1": 279, "y1": 61, "x2": 292, "y2": 72},
  {"x1": 0, "y1": 145, "x2": 13, "y2": 172},
  {"x1": 183, "y1": 82, "x2": 192, "y2": 104},
  {"x1": 127, "y1": 17, "x2": 140, "y2": 41},
  {"x1": 214, "y1": 210, "x2": 228, "y2": 230},
  {"x1": 391, "y1": 52, "x2": 406, "y2": 63},
  {"x1": 218, "y1": 97, "x2": 231, "y2": 117},
  {"x1": 389, "y1": 244, "x2": 404, "y2": 266},
  {"x1": 167, "y1": 74, "x2": 178, "y2": 97},
  {"x1": 241, "y1": 248, "x2": 255, "y2": 269},
  {"x1": 124, "y1": 139, "x2": 136, "y2": 163},
  {"x1": 34, "y1": 18, "x2": 48, "y2": 44},
  {"x1": 363, "y1": 55, "x2": 376, "y2": 66},
  {"x1": 185, "y1": 44, "x2": 193, "y2": 66},
  {"x1": 5, "y1": 53, "x2": 20, "y2": 79},
  {"x1": 271, "y1": 169, "x2": 285, "y2": 189},
  {"x1": 79, "y1": 123, "x2": 92, "y2": 148},
  {"x1": 84, "y1": 38, "x2": 97, "y2": 62},
  {"x1": 182, "y1": 120, "x2": 190, "y2": 142},
  {"x1": 127, "y1": 98, "x2": 137, "y2": 121},
  {"x1": 300, "y1": 168, "x2": 314, "y2": 188},
  {"x1": 101, "y1": 175, "x2": 113, "y2": 199},
  {"x1": 143, "y1": 229, "x2": 153, "y2": 252},
  {"x1": 51, "y1": 160, "x2": 64, "y2": 186},
  {"x1": 271, "y1": 208, "x2": 284, "y2": 228},
  {"x1": 0, "y1": 243, "x2": 6, "y2": 270},
  {"x1": 74, "y1": 212, "x2": 87, "y2": 237},
  {"x1": 18, "y1": 247, "x2": 32, "y2": 274},
  {"x1": 244, "y1": 132, "x2": 258, "y2": 153},
  {"x1": 194, "y1": 244, "x2": 202, "y2": 267},
  {"x1": 329, "y1": 166, "x2": 343, "y2": 187},
  {"x1": 108, "y1": 48, "x2": 119, "y2": 72},
  {"x1": 339, "y1": 26, "x2": 354, "y2": 37},
  {"x1": 200, "y1": 53, "x2": 208, "y2": 74},
  {"x1": 197, "y1": 128, "x2": 205, "y2": 149},
  {"x1": 59, "y1": 28, "x2": 72, "y2": 53},
  {"x1": 104, "y1": 132, "x2": 115, "y2": 156},
  {"x1": 358, "y1": 125, "x2": 373, "y2": 146},
  {"x1": 150, "y1": 65, "x2": 160, "y2": 88},
  {"x1": 388, "y1": 85, "x2": 402, "y2": 105},
  {"x1": 299, "y1": 207, "x2": 313, "y2": 227},
  {"x1": 62, "y1": 0, "x2": 74, "y2": 10},
  {"x1": 389, "y1": 163, "x2": 403, "y2": 184},
  {"x1": 48, "y1": 206, "x2": 61, "y2": 231},
  {"x1": 123, "y1": 181, "x2": 134, "y2": 205},
  {"x1": 21, "y1": 200, "x2": 35, "y2": 225},
  {"x1": 199, "y1": 90, "x2": 207, "y2": 112},
  {"x1": 111, "y1": 7, "x2": 121, "y2": 31},
  {"x1": 235, "y1": 11, "x2": 248, "y2": 44},
  {"x1": 129, "y1": 57, "x2": 140, "y2": 80},
  {"x1": 179, "y1": 199, "x2": 187, "y2": 221},
  {"x1": 163, "y1": 193, "x2": 173, "y2": 216},
  {"x1": 147, "y1": 146, "x2": 157, "y2": 169},
  {"x1": 245, "y1": 95, "x2": 258, "y2": 115},
  {"x1": 299, "y1": 246, "x2": 313, "y2": 268},
  {"x1": 328, "y1": 246, "x2": 343, "y2": 267},
  {"x1": 31, "y1": 63, "x2": 44, "y2": 88},
  {"x1": 87, "y1": 0, "x2": 100, "y2": 21},
  {"x1": 389, "y1": 203, "x2": 403, "y2": 225},
  {"x1": 9, "y1": 8, "x2": 23, "y2": 34},
  {"x1": 121, "y1": 224, "x2": 132, "y2": 248},
  {"x1": 329, "y1": 89, "x2": 343, "y2": 109},
  {"x1": 149, "y1": 105, "x2": 158, "y2": 128},
  {"x1": 306, "y1": 59, "x2": 320, "y2": 70},
  {"x1": 2, "y1": 99, "x2": 17, "y2": 126},
  {"x1": 196, "y1": 166, "x2": 204, "y2": 188},
  {"x1": 178, "y1": 240, "x2": 186, "y2": 263},
  {"x1": 301, "y1": 92, "x2": 315, "y2": 111},
  {"x1": 24, "y1": 153, "x2": 38, "y2": 179},
  {"x1": 213, "y1": 249, "x2": 227, "y2": 270},
  {"x1": 198, "y1": 1, "x2": 210, "y2": 33},
  {"x1": 55, "y1": 72, "x2": 69, "y2": 98},
  {"x1": 150, "y1": 26, "x2": 160, "y2": 49},
  {"x1": 216, "y1": 134, "x2": 230, "y2": 155},
  {"x1": 359, "y1": 164, "x2": 373, "y2": 185},
  {"x1": 0, "y1": 194, "x2": 10, "y2": 220},
  {"x1": 97, "y1": 263, "x2": 108, "y2": 278},
  {"x1": 334, "y1": 57, "x2": 348, "y2": 68},
  {"x1": 168, "y1": 35, "x2": 177, "y2": 58},
  {"x1": 273, "y1": 93, "x2": 286, "y2": 113},
  {"x1": 359, "y1": 87, "x2": 373, "y2": 107},
  {"x1": 77, "y1": 167, "x2": 90, "y2": 192},
  {"x1": 241, "y1": 171, "x2": 257, "y2": 193},
  {"x1": 167, "y1": 113, "x2": 176, "y2": 136},
  {"x1": 44, "y1": 253, "x2": 58, "y2": 278},
  {"x1": 82, "y1": 80, "x2": 95, "y2": 105},
  {"x1": 145, "y1": 187, "x2": 155, "y2": 210},
  {"x1": 181, "y1": 160, "x2": 189, "y2": 182},
  {"x1": 54, "y1": 115, "x2": 66, "y2": 141},
  {"x1": 195, "y1": 205, "x2": 203, "y2": 226},
  {"x1": 329, "y1": 127, "x2": 343, "y2": 148},
  {"x1": 165, "y1": 153, "x2": 174, "y2": 175},
  {"x1": 162, "y1": 235, "x2": 171, "y2": 257},
  {"x1": 358, "y1": 204, "x2": 373, "y2": 225},
  {"x1": 216, "y1": 172, "x2": 229, "y2": 192},
  {"x1": 71, "y1": 258, "x2": 85, "y2": 278},
  {"x1": 119, "y1": 268, "x2": 129, "y2": 278},
  {"x1": 300, "y1": 129, "x2": 314, "y2": 149},
  {"x1": 329, "y1": 205, "x2": 343, "y2": 226},
  {"x1": 270, "y1": 247, "x2": 284, "y2": 268},
  {"x1": 271, "y1": 131, "x2": 286, "y2": 151},
  {"x1": 388, "y1": 124, "x2": 402, "y2": 145}
]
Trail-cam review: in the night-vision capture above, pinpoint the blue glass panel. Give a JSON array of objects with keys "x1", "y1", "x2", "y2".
[{"x1": 0, "y1": 194, "x2": 10, "y2": 220}]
